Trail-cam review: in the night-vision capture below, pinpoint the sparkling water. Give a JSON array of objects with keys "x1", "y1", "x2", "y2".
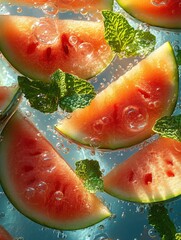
[{"x1": 0, "y1": 1, "x2": 181, "y2": 240}]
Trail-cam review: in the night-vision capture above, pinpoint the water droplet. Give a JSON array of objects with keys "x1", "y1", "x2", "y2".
[
  {"x1": 78, "y1": 42, "x2": 93, "y2": 57},
  {"x1": 24, "y1": 187, "x2": 35, "y2": 199},
  {"x1": 148, "y1": 228, "x2": 157, "y2": 238},
  {"x1": 41, "y1": 151, "x2": 52, "y2": 161},
  {"x1": 41, "y1": 1, "x2": 59, "y2": 16},
  {"x1": 173, "y1": 141, "x2": 181, "y2": 152},
  {"x1": 148, "y1": 100, "x2": 161, "y2": 109},
  {"x1": 33, "y1": 18, "x2": 59, "y2": 45},
  {"x1": 68, "y1": 35, "x2": 78, "y2": 45},
  {"x1": 54, "y1": 190, "x2": 64, "y2": 201},
  {"x1": 151, "y1": 0, "x2": 169, "y2": 6},
  {"x1": 122, "y1": 106, "x2": 149, "y2": 132},
  {"x1": 36, "y1": 181, "x2": 48, "y2": 193}
]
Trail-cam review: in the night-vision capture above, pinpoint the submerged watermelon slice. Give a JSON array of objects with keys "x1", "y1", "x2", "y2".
[
  {"x1": 104, "y1": 137, "x2": 181, "y2": 203},
  {"x1": 55, "y1": 42, "x2": 178, "y2": 150},
  {"x1": 0, "y1": 226, "x2": 13, "y2": 240},
  {"x1": 116, "y1": 0, "x2": 181, "y2": 29},
  {"x1": 0, "y1": 0, "x2": 113, "y2": 11},
  {"x1": 0, "y1": 86, "x2": 21, "y2": 113},
  {"x1": 0, "y1": 110, "x2": 111, "y2": 230},
  {"x1": 0, "y1": 16, "x2": 113, "y2": 81}
]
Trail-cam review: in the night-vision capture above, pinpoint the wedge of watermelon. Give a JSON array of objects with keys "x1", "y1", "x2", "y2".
[
  {"x1": 0, "y1": 16, "x2": 114, "y2": 81},
  {"x1": 0, "y1": 226, "x2": 13, "y2": 240},
  {"x1": 116, "y1": 0, "x2": 181, "y2": 29},
  {"x1": 55, "y1": 42, "x2": 178, "y2": 150},
  {"x1": 104, "y1": 137, "x2": 181, "y2": 203},
  {"x1": 0, "y1": 109, "x2": 111, "y2": 230},
  {"x1": 0, "y1": 86, "x2": 19, "y2": 112},
  {"x1": 0, "y1": 0, "x2": 113, "y2": 11}
]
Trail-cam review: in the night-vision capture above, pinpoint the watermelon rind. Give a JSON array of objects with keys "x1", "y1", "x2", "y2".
[
  {"x1": 104, "y1": 137, "x2": 181, "y2": 203},
  {"x1": 55, "y1": 42, "x2": 179, "y2": 150},
  {"x1": 116, "y1": 0, "x2": 181, "y2": 29},
  {"x1": 0, "y1": 110, "x2": 111, "y2": 230}
]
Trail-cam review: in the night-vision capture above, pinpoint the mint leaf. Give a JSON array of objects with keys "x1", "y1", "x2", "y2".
[
  {"x1": 52, "y1": 69, "x2": 96, "y2": 113},
  {"x1": 102, "y1": 10, "x2": 156, "y2": 58},
  {"x1": 148, "y1": 203, "x2": 177, "y2": 240},
  {"x1": 18, "y1": 69, "x2": 96, "y2": 113},
  {"x1": 18, "y1": 76, "x2": 59, "y2": 113},
  {"x1": 153, "y1": 115, "x2": 181, "y2": 142},
  {"x1": 176, "y1": 49, "x2": 181, "y2": 65},
  {"x1": 75, "y1": 159, "x2": 104, "y2": 193}
]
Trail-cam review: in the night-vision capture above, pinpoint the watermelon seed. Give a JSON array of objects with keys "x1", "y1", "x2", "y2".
[
  {"x1": 26, "y1": 42, "x2": 38, "y2": 54},
  {"x1": 144, "y1": 173, "x2": 152, "y2": 185},
  {"x1": 165, "y1": 159, "x2": 174, "y2": 166},
  {"x1": 22, "y1": 165, "x2": 34, "y2": 172},
  {"x1": 128, "y1": 170, "x2": 135, "y2": 183},
  {"x1": 166, "y1": 170, "x2": 175, "y2": 177}
]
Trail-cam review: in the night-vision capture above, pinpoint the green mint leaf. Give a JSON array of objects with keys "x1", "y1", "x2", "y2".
[
  {"x1": 18, "y1": 76, "x2": 59, "y2": 113},
  {"x1": 102, "y1": 10, "x2": 156, "y2": 58},
  {"x1": 75, "y1": 159, "x2": 104, "y2": 193},
  {"x1": 176, "y1": 49, "x2": 181, "y2": 65},
  {"x1": 176, "y1": 233, "x2": 181, "y2": 240},
  {"x1": 52, "y1": 69, "x2": 96, "y2": 113},
  {"x1": 153, "y1": 115, "x2": 181, "y2": 142},
  {"x1": 148, "y1": 203, "x2": 177, "y2": 240}
]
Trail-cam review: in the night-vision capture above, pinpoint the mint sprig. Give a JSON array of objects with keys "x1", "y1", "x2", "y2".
[
  {"x1": 153, "y1": 115, "x2": 181, "y2": 142},
  {"x1": 75, "y1": 159, "x2": 104, "y2": 193},
  {"x1": 148, "y1": 203, "x2": 180, "y2": 240},
  {"x1": 102, "y1": 10, "x2": 156, "y2": 58},
  {"x1": 176, "y1": 49, "x2": 181, "y2": 65},
  {"x1": 18, "y1": 69, "x2": 96, "y2": 113}
]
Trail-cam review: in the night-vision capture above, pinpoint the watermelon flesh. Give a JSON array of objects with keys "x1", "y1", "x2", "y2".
[
  {"x1": 55, "y1": 42, "x2": 178, "y2": 150},
  {"x1": 0, "y1": 109, "x2": 111, "y2": 230},
  {"x1": 0, "y1": 86, "x2": 19, "y2": 113},
  {"x1": 116, "y1": 0, "x2": 181, "y2": 29},
  {"x1": 0, "y1": 0, "x2": 113, "y2": 11},
  {"x1": 0, "y1": 16, "x2": 113, "y2": 81},
  {"x1": 0, "y1": 226, "x2": 13, "y2": 240},
  {"x1": 104, "y1": 137, "x2": 181, "y2": 203}
]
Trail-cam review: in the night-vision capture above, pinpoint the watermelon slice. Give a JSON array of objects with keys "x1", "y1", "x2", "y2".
[
  {"x1": 0, "y1": 86, "x2": 19, "y2": 113},
  {"x1": 0, "y1": 0, "x2": 113, "y2": 11},
  {"x1": 55, "y1": 42, "x2": 178, "y2": 150},
  {"x1": 0, "y1": 110, "x2": 111, "y2": 230},
  {"x1": 0, "y1": 226, "x2": 13, "y2": 240},
  {"x1": 104, "y1": 137, "x2": 181, "y2": 203},
  {"x1": 116, "y1": 0, "x2": 181, "y2": 29},
  {"x1": 0, "y1": 16, "x2": 114, "y2": 81}
]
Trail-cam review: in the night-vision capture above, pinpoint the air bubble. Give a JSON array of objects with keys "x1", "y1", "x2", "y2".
[
  {"x1": 173, "y1": 141, "x2": 181, "y2": 152},
  {"x1": 33, "y1": 18, "x2": 59, "y2": 45},
  {"x1": 54, "y1": 190, "x2": 64, "y2": 201},
  {"x1": 41, "y1": 151, "x2": 52, "y2": 161},
  {"x1": 41, "y1": 1, "x2": 59, "y2": 17},
  {"x1": 69, "y1": 35, "x2": 78, "y2": 45},
  {"x1": 151, "y1": 0, "x2": 169, "y2": 6},
  {"x1": 122, "y1": 106, "x2": 149, "y2": 132},
  {"x1": 78, "y1": 42, "x2": 94, "y2": 57},
  {"x1": 36, "y1": 181, "x2": 48, "y2": 193},
  {"x1": 24, "y1": 187, "x2": 35, "y2": 199}
]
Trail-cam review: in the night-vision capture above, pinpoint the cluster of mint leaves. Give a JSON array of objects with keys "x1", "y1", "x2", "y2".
[{"x1": 18, "y1": 69, "x2": 96, "y2": 113}]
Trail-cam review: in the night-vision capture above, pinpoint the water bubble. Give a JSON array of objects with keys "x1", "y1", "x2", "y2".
[
  {"x1": 41, "y1": 1, "x2": 59, "y2": 17},
  {"x1": 78, "y1": 42, "x2": 94, "y2": 57},
  {"x1": 148, "y1": 228, "x2": 157, "y2": 238},
  {"x1": 151, "y1": 0, "x2": 169, "y2": 6},
  {"x1": 24, "y1": 187, "x2": 35, "y2": 199},
  {"x1": 148, "y1": 100, "x2": 161, "y2": 109},
  {"x1": 122, "y1": 105, "x2": 149, "y2": 132},
  {"x1": 54, "y1": 190, "x2": 64, "y2": 201},
  {"x1": 173, "y1": 141, "x2": 181, "y2": 152},
  {"x1": 33, "y1": 18, "x2": 59, "y2": 45},
  {"x1": 68, "y1": 35, "x2": 78, "y2": 45},
  {"x1": 36, "y1": 181, "x2": 48, "y2": 193},
  {"x1": 41, "y1": 151, "x2": 52, "y2": 161}
]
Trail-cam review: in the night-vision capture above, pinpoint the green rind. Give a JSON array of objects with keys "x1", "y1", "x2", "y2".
[
  {"x1": 55, "y1": 42, "x2": 179, "y2": 150},
  {"x1": 0, "y1": 111, "x2": 111, "y2": 230}
]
